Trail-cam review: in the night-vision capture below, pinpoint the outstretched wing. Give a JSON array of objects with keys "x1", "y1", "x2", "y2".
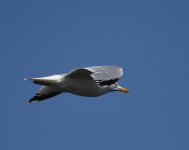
[
  {"x1": 85, "y1": 66, "x2": 123, "y2": 86},
  {"x1": 66, "y1": 66, "x2": 123, "y2": 87},
  {"x1": 65, "y1": 68, "x2": 93, "y2": 80},
  {"x1": 28, "y1": 86, "x2": 62, "y2": 103}
]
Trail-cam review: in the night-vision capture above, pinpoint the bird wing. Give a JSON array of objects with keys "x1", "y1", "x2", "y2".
[
  {"x1": 28, "y1": 86, "x2": 62, "y2": 103},
  {"x1": 85, "y1": 66, "x2": 123, "y2": 86},
  {"x1": 66, "y1": 66, "x2": 123, "y2": 86},
  {"x1": 65, "y1": 68, "x2": 93, "y2": 80}
]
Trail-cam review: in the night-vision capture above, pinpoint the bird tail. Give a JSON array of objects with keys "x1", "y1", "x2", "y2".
[{"x1": 24, "y1": 75, "x2": 62, "y2": 86}]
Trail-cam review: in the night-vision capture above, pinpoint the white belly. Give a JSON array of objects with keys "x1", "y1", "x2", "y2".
[{"x1": 64, "y1": 79, "x2": 109, "y2": 97}]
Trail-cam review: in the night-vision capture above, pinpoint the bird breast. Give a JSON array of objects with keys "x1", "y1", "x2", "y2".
[{"x1": 62, "y1": 78, "x2": 110, "y2": 97}]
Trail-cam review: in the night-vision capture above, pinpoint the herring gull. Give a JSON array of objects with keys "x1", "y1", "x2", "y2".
[{"x1": 25, "y1": 66, "x2": 128, "y2": 103}]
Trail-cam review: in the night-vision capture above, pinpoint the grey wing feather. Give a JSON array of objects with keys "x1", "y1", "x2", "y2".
[
  {"x1": 65, "y1": 68, "x2": 93, "y2": 80},
  {"x1": 85, "y1": 66, "x2": 123, "y2": 86},
  {"x1": 29, "y1": 86, "x2": 62, "y2": 103}
]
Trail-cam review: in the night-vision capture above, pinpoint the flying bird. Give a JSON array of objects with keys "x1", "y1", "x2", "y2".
[{"x1": 25, "y1": 66, "x2": 128, "y2": 103}]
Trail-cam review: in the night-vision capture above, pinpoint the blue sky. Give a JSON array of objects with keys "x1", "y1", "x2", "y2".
[{"x1": 0, "y1": 0, "x2": 189, "y2": 149}]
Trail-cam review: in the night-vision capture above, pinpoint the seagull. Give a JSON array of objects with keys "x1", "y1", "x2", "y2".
[{"x1": 25, "y1": 66, "x2": 128, "y2": 103}]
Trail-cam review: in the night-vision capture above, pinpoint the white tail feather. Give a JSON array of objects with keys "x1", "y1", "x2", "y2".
[{"x1": 24, "y1": 75, "x2": 62, "y2": 86}]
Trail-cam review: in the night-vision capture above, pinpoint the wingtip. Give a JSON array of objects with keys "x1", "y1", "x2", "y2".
[
  {"x1": 28, "y1": 99, "x2": 39, "y2": 103},
  {"x1": 28, "y1": 98, "x2": 33, "y2": 103}
]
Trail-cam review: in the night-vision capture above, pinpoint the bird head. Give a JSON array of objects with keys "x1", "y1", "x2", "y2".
[{"x1": 111, "y1": 83, "x2": 129, "y2": 93}]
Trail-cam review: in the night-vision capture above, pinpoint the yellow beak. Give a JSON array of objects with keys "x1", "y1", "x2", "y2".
[{"x1": 118, "y1": 87, "x2": 129, "y2": 93}]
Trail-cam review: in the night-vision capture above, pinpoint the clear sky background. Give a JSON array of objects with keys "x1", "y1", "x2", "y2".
[{"x1": 0, "y1": 0, "x2": 189, "y2": 150}]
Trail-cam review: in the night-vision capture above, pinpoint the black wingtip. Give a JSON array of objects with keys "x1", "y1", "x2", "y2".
[
  {"x1": 28, "y1": 98, "x2": 39, "y2": 103},
  {"x1": 28, "y1": 99, "x2": 33, "y2": 103}
]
